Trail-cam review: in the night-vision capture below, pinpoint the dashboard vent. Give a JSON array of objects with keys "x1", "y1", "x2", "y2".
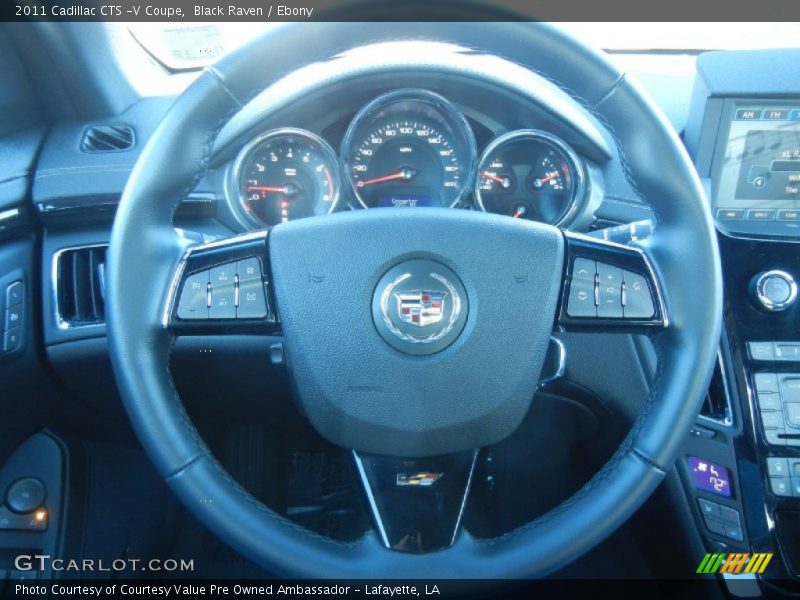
[
  {"x1": 698, "y1": 354, "x2": 733, "y2": 427},
  {"x1": 80, "y1": 124, "x2": 135, "y2": 152},
  {"x1": 55, "y1": 245, "x2": 107, "y2": 327}
]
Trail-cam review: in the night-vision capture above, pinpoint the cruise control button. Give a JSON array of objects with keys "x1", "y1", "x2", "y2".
[
  {"x1": 237, "y1": 257, "x2": 263, "y2": 282},
  {"x1": 4, "y1": 305, "x2": 22, "y2": 331},
  {"x1": 5, "y1": 281, "x2": 22, "y2": 306},
  {"x1": 572, "y1": 258, "x2": 596, "y2": 282},
  {"x1": 2, "y1": 328, "x2": 21, "y2": 353},
  {"x1": 237, "y1": 279, "x2": 268, "y2": 319},
  {"x1": 755, "y1": 373, "x2": 779, "y2": 394},
  {"x1": 771, "y1": 476, "x2": 792, "y2": 496},
  {"x1": 768, "y1": 457, "x2": 790, "y2": 477},
  {"x1": 622, "y1": 270, "x2": 655, "y2": 319},
  {"x1": 567, "y1": 279, "x2": 596, "y2": 318},
  {"x1": 176, "y1": 270, "x2": 210, "y2": 320},
  {"x1": 210, "y1": 264, "x2": 236, "y2": 319}
]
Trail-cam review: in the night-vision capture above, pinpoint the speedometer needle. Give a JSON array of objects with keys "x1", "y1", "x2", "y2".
[
  {"x1": 532, "y1": 173, "x2": 558, "y2": 188},
  {"x1": 356, "y1": 167, "x2": 417, "y2": 188},
  {"x1": 246, "y1": 185, "x2": 289, "y2": 194}
]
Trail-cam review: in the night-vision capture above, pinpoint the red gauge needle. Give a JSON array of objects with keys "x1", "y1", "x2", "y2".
[
  {"x1": 246, "y1": 185, "x2": 288, "y2": 194},
  {"x1": 532, "y1": 173, "x2": 558, "y2": 188},
  {"x1": 356, "y1": 167, "x2": 417, "y2": 188},
  {"x1": 482, "y1": 171, "x2": 512, "y2": 189},
  {"x1": 512, "y1": 205, "x2": 528, "y2": 219}
]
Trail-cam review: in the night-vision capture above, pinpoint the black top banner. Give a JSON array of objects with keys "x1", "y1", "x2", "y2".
[{"x1": 3, "y1": 0, "x2": 800, "y2": 22}]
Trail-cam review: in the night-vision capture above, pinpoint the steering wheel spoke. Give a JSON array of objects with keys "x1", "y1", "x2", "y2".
[
  {"x1": 165, "y1": 231, "x2": 280, "y2": 335},
  {"x1": 353, "y1": 449, "x2": 478, "y2": 554},
  {"x1": 556, "y1": 231, "x2": 668, "y2": 333}
]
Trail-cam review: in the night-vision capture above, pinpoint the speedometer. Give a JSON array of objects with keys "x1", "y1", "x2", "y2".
[{"x1": 342, "y1": 90, "x2": 477, "y2": 209}]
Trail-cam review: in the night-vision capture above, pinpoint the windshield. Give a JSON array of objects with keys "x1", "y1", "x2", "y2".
[{"x1": 128, "y1": 22, "x2": 800, "y2": 71}]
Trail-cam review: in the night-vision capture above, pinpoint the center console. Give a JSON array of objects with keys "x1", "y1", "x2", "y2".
[{"x1": 684, "y1": 48, "x2": 800, "y2": 590}]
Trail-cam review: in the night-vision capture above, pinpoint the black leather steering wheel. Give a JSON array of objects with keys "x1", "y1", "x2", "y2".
[{"x1": 106, "y1": 22, "x2": 722, "y2": 578}]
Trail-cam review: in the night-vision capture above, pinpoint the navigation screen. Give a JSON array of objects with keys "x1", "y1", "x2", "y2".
[
  {"x1": 715, "y1": 104, "x2": 800, "y2": 225},
  {"x1": 734, "y1": 129, "x2": 800, "y2": 201}
]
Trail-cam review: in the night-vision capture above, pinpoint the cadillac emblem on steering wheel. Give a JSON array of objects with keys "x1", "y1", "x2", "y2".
[
  {"x1": 372, "y1": 259, "x2": 468, "y2": 355},
  {"x1": 395, "y1": 289, "x2": 447, "y2": 327}
]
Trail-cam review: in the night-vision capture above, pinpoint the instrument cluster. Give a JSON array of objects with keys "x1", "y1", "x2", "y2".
[{"x1": 228, "y1": 89, "x2": 588, "y2": 228}]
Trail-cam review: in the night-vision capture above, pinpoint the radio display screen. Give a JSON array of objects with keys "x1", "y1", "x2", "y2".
[{"x1": 715, "y1": 103, "x2": 800, "y2": 226}]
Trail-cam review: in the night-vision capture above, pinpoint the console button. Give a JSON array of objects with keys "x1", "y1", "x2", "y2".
[
  {"x1": 719, "y1": 505, "x2": 741, "y2": 525},
  {"x1": 768, "y1": 457, "x2": 790, "y2": 477},
  {"x1": 622, "y1": 270, "x2": 655, "y2": 319},
  {"x1": 567, "y1": 279, "x2": 596, "y2": 318},
  {"x1": 237, "y1": 279, "x2": 268, "y2": 319},
  {"x1": 781, "y1": 378, "x2": 800, "y2": 402},
  {"x1": 2, "y1": 328, "x2": 21, "y2": 353},
  {"x1": 790, "y1": 459, "x2": 800, "y2": 477},
  {"x1": 748, "y1": 209, "x2": 776, "y2": 221},
  {"x1": 716, "y1": 208, "x2": 745, "y2": 220},
  {"x1": 755, "y1": 373, "x2": 779, "y2": 394},
  {"x1": 786, "y1": 403, "x2": 800, "y2": 428},
  {"x1": 762, "y1": 410, "x2": 786, "y2": 429},
  {"x1": 572, "y1": 258, "x2": 596, "y2": 282},
  {"x1": 704, "y1": 517, "x2": 726, "y2": 536},
  {"x1": 698, "y1": 498, "x2": 719, "y2": 517},
  {"x1": 764, "y1": 429, "x2": 786, "y2": 446},
  {"x1": 748, "y1": 341, "x2": 775, "y2": 361},
  {"x1": 775, "y1": 344, "x2": 800, "y2": 361},
  {"x1": 779, "y1": 210, "x2": 800, "y2": 221},
  {"x1": 771, "y1": 476, "x2": 792, "y2": 496},
  {"x1": 237, "y1": 257, "x2": 263, "y2": 282},
  {"x1": 5, "y1": 281, "x2": 22, "y2": 306},
  {"x1": 724, "y1": 525, "x2": 744, "y2": 542},
  {"x1": 176, "y1": 270, "x2": 210, "y2": 320},
  {"x1": 758, "y1": 393, "x2": 781, "y2": 411},
  {"x1": 209, "y1": 264, "x2": 236, "y2": 319},
  {"x1": 0, "y1": 504, "x2": 46, "y2": 531},
  {"x1": 5, "y1": 478, "x2": 45, "y2": 514}
]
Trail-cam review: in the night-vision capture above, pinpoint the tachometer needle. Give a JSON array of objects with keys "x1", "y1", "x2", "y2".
[
  {"x1": 482, "y1": 171, "x2": 512, "y2": 189},
  {"x1": 356, "y1": 167, "x2": 417, "y2": 188},
  {"x1": 512, "y1": 205, "x2": 527, "y2": 219}
]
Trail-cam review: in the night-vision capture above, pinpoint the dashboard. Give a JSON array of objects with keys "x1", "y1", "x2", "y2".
[{"x1": 223, "y1": 88, "x2": 593, "y2": 230}]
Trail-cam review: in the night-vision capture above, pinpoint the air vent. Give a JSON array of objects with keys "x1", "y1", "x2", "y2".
[
  {"x1": 699, "y1": 353, "x2": 734, "y2": 427},
  {"x1": 55, "y1": 245, "x2": 107, "y2": 328},
  {"x1": 80, "y1": 124, "x2": 135, "y2": 152}
]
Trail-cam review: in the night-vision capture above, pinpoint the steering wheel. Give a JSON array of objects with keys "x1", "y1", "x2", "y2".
[{"x1": 106, "y1": 22, "x2": 722, "y2": 578}]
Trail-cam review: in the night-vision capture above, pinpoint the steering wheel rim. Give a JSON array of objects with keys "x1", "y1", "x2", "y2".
[{"x1": 106, "y1": 22, "x2": 722, "y2": 578}]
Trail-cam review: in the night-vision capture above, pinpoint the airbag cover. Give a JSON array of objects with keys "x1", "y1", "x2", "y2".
[{"x1": 269, "y1": 208, "x2": 563, "y2": 456}]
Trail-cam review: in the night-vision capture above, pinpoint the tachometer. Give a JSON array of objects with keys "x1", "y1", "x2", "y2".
[
  {"x1": 232, "y1": 128, "x2": 340, "y2": 228},
  {"x1": 475, "y1": 130, "x2": 585, "y2": 225},
  {"x1": 342, "y1": 90, "x2": 477, "y2": 209}
]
